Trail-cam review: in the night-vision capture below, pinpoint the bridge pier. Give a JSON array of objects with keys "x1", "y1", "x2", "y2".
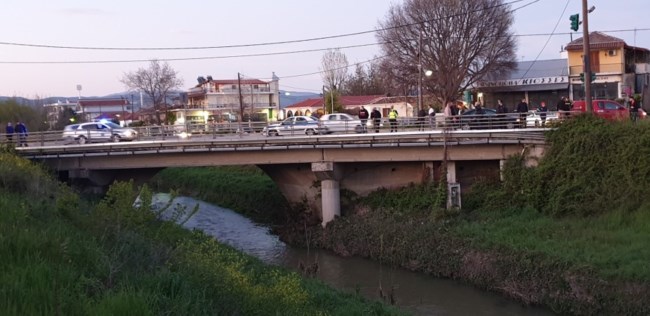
[{"x1": 312, "y1": 162, "x2": 342, "y2": 227}]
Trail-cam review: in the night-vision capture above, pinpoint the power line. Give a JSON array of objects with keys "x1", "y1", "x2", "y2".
[
  {"x1": 519, "y1": 0, "x2": 570, "y2": 79},
  {"x1": 0, "y1": 0, "x2": 529, "y2": 52}
]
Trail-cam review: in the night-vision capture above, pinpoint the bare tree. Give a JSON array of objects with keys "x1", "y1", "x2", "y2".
[
  {"x1": 121, "y1": 60, "x2": 183, "y2": 124},
  {"x1": 320, "y1": 49, "x2": 349, "y2": 92},
  {"x1": 342, "y1": 62, "x2": 386, "y2": 96},
  {"x1": 377, "y1": 0, "x2": 516, "y2": 104}
]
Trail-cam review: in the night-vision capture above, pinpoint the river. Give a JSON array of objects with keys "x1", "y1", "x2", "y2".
[{"x1": 153, "y1": 194, "x2": 555, "y2": 316}]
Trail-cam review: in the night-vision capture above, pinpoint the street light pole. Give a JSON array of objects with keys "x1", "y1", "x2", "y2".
[
  {"x1": 582, "y1": 0, "x2": 593, "y2": 112},
  {"x1": 417, "y1": 30, "x2": 423, "y2": 115}
]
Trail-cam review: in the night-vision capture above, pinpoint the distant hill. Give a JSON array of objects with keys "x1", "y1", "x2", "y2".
[{"x1": 1, "y1": 90, "x2": 319, "y2": 109}]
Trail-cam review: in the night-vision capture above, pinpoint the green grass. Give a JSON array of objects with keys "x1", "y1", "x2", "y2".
[
  {"x1": 0, "y1": 153, "x2": 405, "y2": 316},
  {"x1": 453, "y1": 206, "x2": 650, "y2": 281},
  {"x1": 151, "y1": 166, "x2": 290, "y2": 224}
]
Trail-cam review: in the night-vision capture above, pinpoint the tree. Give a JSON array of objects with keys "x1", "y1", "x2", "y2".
[
  {"x1": 376, "y1": 0, "x2": 516, "y2": 105},
  {"x1": 320, "y1": 49, "x2": 348, "y2": 95},
  {"x1": 121, "y1": 60, "x2": 183, "y2": 124},
  {"x1": 342, "y1": 62, "x2": 386, "y2": 96}
]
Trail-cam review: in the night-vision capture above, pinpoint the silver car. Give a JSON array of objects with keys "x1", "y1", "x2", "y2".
[
  {"x1": 319, "y1": 113, "x2": 365, "y2": 134},
  {"x1": 62, "y1": 122, "x2": 138, "y2": 144},
  {"x1": 262, "y1": 116, "x2": 322, "y2": 136}
]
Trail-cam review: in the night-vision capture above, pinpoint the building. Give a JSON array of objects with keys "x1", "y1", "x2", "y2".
[
  {"x1": 474, "y1": 59, "x2": 569, "y2": 110},
  {"x1": 43, "y1": 100, "x2": 80, "y2": 129},
  {"x1": 284, "y1": 95, "x2": 414, "y2": 119},
  {"x1": 565, "y1": 32, "x2": 650, "y2": 103},
  {"x1": 177, "y1": 73, "x2": 280, "y2": 126},
  {"x1": 78, "y1": 98, "x2": 132, "y2": 123}
]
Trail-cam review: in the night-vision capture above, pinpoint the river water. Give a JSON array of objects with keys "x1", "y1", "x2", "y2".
[{"x1": 154, "y1": 194, "x2": 555, "y2": 316}]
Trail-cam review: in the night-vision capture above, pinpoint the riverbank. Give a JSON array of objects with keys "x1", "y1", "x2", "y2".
[
  {"x1": 0, "y1": 150, "x2": 403, "y2": 315},
  {"x1": 154, "y1": 116, "x2": 650, "y2": 315}
]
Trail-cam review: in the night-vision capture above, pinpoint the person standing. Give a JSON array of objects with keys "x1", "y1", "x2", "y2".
[
  {"x1": 428, "y1": 105, "x2": 436, "y2": 129},
  {"x1": 562, "y1": 97, "x2": 573, "y2": 119},
  {"x1": 358, "y1": 105, "x2": 369, "y2": 133},
  {"x1": 15, "y1": 121, "x2": 28, "y2": 147},
  {"x1": 496, "y1": 99, "x2": 508, "y2": 114},
  {"x1": 444, "y1": 101, "x2": 454, "y2": 129},
  {"x1": 370, "y1": 107, "x2": 382, "y2": 133},
  {"x1": 388, "y1": 106, "x2": 398, "y2": 132},
  {"x1": 5, "y1": 122, "x2": 14, "y2": 144},
  {"x1": 630, "y1": 97, "x2": 640, "y2": 123},
  {"x1": 515, "y1": 98, "x2": 529, "y2": 128},
  {"x1": 538, "y1": 101, "x2": 548, "y2": 127},
  {"x1": 417, "y1": 107, "x2": 427, "y2": 131}
]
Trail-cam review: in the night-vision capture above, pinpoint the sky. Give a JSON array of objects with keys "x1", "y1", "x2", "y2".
[{"x1": 0, "y1": 0, "x2": 648, "y2": 98}]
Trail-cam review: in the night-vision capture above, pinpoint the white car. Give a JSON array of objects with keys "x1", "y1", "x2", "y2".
[
  {"x1": 62, "y1": 121, "x2": 138, "y2": 144},
  {"x1": 526, "y1": 110, "x2": 558, "y2": 127},
  {"x1": 318, "y1": 113, "x2": 365, "y2": 134},
  {"x1": 262, "y1": 116, "x2": 322, "y2": 136}
]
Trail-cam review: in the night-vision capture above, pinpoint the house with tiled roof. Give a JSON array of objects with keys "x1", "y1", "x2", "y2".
[
  {"x1": 175, "y1": 73, "x2": 280, "y2": 125},
  {"x1": 565, "y1": 31, "x2": 650, "y2": 102},
  {"x1": 283, "y1": 95, "x2": 415, "y2": 119},
  {"x1": 78, "y1": 98, "x2": 133, "y2": 123}
]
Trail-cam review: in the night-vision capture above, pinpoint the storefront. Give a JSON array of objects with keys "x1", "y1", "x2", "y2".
[{"x1": 473, "y1": 59, "x2": 570, "y2": 110}]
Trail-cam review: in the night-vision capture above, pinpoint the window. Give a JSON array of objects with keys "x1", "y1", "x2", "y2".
[{"x1": 604, "y1": 102, "x2": 621, "y2": 110}]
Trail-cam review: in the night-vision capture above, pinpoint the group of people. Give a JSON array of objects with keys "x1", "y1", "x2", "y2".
[
  {"x1": 5, "y1": 121, "x2": 29, "y2": 147},
  {"x1": 358, "y1": 105, "x2": 391, "y2": 133}
]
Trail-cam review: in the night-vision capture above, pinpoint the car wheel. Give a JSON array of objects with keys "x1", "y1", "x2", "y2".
[
  {"x1": 269, "y1": 130, "x2": 279, "y2": 137},
  {"x1": 506, "y1": 122, "x2": 515, "y2": 129},
  {"x1": 77, "y1": 136, "x2": 87, "y2": 145},
  {"x1": 354, "y1": 125, "x2": 364, "y2": 133},
  {"x1": 305, "y1": 129, "x2": 316, "y2": 135},
  {"x1": 110, "y1": 135, "x2": 120, "y2": 142}
]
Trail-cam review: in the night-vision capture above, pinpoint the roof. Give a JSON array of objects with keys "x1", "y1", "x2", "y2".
[
  {"x1": 201, "y1": 79, "x2": 269, "y2": 86},
  {"x1": 565, "y1": 31, "x2": 627, "y2": 51},
  {"x1": 483, "y1": 59, "x2": 568, "y2": 81},
  {"x1": 79, "y1": 98, "x2": 129, "y2": 107},
  {"x1": 285, "y1": 95, "x2": 386, "y2": 109}
]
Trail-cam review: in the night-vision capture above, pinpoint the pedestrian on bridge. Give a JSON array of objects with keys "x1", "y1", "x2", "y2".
[
  {"x1": 371, "y1": 107, "x2": 382, "y2": 133},
  {"x1": 15, "y1": 121, "x2": 28, "y2": 147},
  {"x1": 358, "y1": 105, "x2": 369, "y2": 133},
  {"x1": 5, "y1": 122, "x2": 14, "y2": 144},
  {"x1": 388, "y1": 106, "x2": 398, "y2": 132}
]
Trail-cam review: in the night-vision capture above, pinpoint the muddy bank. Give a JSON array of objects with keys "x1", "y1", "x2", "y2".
[{"x1": 276, "y1": 211, "x2": 650, "y2": 316}]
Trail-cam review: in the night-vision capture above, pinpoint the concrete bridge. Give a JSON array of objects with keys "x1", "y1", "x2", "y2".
[{"x1": 17, "y1": 130, "x2": 547, "y2": 225}]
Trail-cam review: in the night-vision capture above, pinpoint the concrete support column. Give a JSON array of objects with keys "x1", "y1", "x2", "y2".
[
  {"x1": 446, "y1": 161, "x2": 457, "y2": 183},
  {"x1": 500, "y1": 159, "x2": 506, "y2": 181},
  {"x1": 312, "y1": 162, "x2": 342, "y2": 227},
  {"x1": 320, "y1": 179, "x2": 340, "y2": 226}
]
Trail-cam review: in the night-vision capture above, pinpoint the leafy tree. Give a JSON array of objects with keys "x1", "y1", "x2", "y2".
[
  {"x1": 376, "y1": 0, "x2": 517, "y2": 104},
  {"x1": 342, "y1": 63, "x2": 386, "y2": 96},
  {"x1": 0, "y1": 99, "x2": 48, "y2": 132},
  {"x1": 121, "y1": 60, "x2": 183, "y2": 124}
]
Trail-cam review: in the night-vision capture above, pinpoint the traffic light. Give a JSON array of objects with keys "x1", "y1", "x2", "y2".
[
  {"x1": 591, "y1": 72, "x2": 596, "y2": 82},
  {"x1": 570, "y1": 14, "x2": 580, "y2": 31},
  {"x1": 579, "y1": 72, "x2": 596, "y2": 83},
  {"x1": 579, "y1": 73, "x2": 585, "y2": 82}
]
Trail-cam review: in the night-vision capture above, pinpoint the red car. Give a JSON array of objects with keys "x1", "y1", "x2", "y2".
[{"x1": 571, "y1": 99, "x2": 645, "y2": 121}]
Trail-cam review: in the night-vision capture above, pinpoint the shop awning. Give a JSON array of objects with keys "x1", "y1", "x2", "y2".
[{"x1": 478, "y1": 83, "x2": 569, "y2": 93}]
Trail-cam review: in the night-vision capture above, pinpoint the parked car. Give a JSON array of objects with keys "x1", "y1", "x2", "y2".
[
  {"x1": 571, "y1": 99, "x2": 630, "y2": 120},
  {"x1": 526, "y1": 110, "x2": 559, "y2": 127},
  {"x1": 262, "y1": 116, "x2": 322, "y2": 136},
  {"x1": 318, "y1": 113, "x2": 365, "y2": 134},
  {"x1": 62, "y1": 121, "x2": 138, "y2": 144},
  {"x1": 459, "y1": 108, "x2": 517, "y2": 130}
]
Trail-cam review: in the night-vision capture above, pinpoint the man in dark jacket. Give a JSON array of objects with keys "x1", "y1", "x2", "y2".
[
  {"x1": 370, "y1": 107, "x2": 382, "y2": 133},
  {"x1": 15, "y1": 121, "x2": 28, "y2": 147},
  {"x1": 5, "y1": 122, "x2": 14, "y2": 144},
  {"x1": 358, "y1": 106, "x2": 369, "y2": 133},
  {"x1": 515, "y1": 99, "x2": 529, "y2": 128},
  {"x1": 630, "y1": 97, "x2": 640, "y2": 123}
]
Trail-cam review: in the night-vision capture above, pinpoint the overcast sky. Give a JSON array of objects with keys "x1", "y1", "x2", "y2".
[{"x1": 0, "y1": 0, "x2": 648, "y2": 98}]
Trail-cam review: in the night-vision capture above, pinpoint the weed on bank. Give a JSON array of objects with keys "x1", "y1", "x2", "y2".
[{"x1": 0, "y1": 151, "x2": 403, "y2": 315}]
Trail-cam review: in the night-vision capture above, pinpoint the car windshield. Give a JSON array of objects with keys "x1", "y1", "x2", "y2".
[{"x1": 103, "y1": 122, "x2": 122, "y2": 129}]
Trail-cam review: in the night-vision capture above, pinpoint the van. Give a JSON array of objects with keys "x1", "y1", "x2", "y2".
[{"x1": 571, "y1": 99, "x2": 629, "y2": 120}]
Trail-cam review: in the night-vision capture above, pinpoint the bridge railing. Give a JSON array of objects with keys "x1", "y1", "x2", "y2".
[{"x1": 2, "y1": 111, "x2": 568, "y2": 148}]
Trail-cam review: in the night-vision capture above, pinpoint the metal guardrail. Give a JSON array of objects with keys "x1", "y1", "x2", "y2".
[
  {"x1": 3, "y1": 112, "x2": 559, "y2": 150},
  {"x1": 15, "y1": 129, "x2": 547, "y2": 159}
]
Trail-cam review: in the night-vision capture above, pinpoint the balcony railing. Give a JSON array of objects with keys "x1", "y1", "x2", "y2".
[{"x1": 569, "y1": 63, "x2": 624, "y2": 75}]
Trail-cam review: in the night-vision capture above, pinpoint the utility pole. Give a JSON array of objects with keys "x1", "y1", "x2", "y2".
[
  {"x1": 417, "y1": 30, "x2": 423, "y2": 116},
  {"x1": 237, "y1": 72, "x2": 244, "y2": 134},
  {"x1": 582, "y1": 0, "x2": 593, "y2": 112}
]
